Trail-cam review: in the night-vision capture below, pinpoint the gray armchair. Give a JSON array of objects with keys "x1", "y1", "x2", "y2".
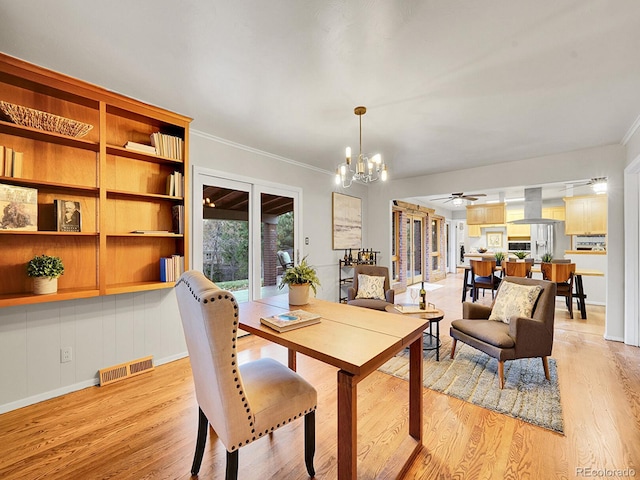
[
  {"x1": 347, "y1": 264, "x2": 395, "y2": 311},
  {"x1": 450, "y1": 277, "x2": 556, "y2": 389}
]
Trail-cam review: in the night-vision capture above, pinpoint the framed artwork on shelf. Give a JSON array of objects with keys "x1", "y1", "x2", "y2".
[
  {"x1": 0, "y1": 183, "x2": 38, "y2": 231},
  {"x1": 486, "y1": 232, "x2": 502, "y2": 249},
  {"x1": 332, "y1": 192, "x2": 362, "y2": 250},
  {"x1": 55, "y1": 199, "x2": 81, "y2": 232}
]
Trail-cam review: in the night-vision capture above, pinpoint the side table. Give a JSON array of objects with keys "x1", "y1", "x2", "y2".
[{"x1": 385, "y1": 305, "x2": 445, "y2": 361}]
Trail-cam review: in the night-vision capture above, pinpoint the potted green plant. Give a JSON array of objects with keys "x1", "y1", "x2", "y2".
[
  {"x1": 279, "y1": 256, "x2": 321, "y2": 305},
  {"x1": 494, "y1": 251, "x2": 505, "y2": 266},
  {"x1": 513, "y1": 251, "x2": 529, "y2": 262},
  {"x1": 27, "y1": 254, "x2": 64, "y2": 294},
  {"x1": 541, "y1": 252, "x2": 553, "y2": 263}
]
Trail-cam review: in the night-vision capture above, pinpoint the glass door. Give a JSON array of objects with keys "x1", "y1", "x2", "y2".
[
  {"x1": 430, "y1": 215, "x2": 446, "y2": 281},
  {"x1": 405, "y1": 215, "x2": 424, "y2": 285},
  {"x1": 253, "y1": 186, "x2": 300, "y2": 300},
  {"x1": 198, "y1": 177, "x2": 252, "y2": 302},
  {"x1": 193, "y1": 167, "x2": 300, "y2": 303}
]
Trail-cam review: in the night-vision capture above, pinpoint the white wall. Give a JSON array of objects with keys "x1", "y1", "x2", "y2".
[
  {"x1": 368, "y1": 144, "x2": 626, "y2": 341},
  {"x1": 0, "y1": 130, "x2": 369, "y2": 413}
]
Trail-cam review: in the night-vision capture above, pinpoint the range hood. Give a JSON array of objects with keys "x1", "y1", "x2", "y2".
[{"x1": 508, "y1": 187, "x2": 561, "y2": 225}]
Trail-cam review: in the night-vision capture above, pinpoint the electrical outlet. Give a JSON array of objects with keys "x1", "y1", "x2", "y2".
[{"x1": 61, "y1": 347, "x2": 73, "y2": 363}]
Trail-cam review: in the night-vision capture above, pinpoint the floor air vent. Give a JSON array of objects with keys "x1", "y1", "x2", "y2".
[{"x1": 99, "y1": 355, "x2": 154, "y2": 386}]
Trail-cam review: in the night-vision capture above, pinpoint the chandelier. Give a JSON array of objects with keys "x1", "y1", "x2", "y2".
[{"x1": 335, "y1": 106, "x2": 388, "y2": 187}]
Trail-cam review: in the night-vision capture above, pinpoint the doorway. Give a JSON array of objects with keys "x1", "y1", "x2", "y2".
[
  {"x1": 405, "y1": 215, "x2": 424, "y2": 285},
  {"x1": 192, "y1": 167, "x2": 301, "y2": 303}
]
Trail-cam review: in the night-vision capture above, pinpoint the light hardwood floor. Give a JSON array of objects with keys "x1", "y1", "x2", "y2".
[{"x1": 0, "y1": 270, "x2": 638, "y2": 479}]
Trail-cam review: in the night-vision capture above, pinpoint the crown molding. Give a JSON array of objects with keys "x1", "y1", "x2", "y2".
[
  {"x1": 622, "y1": 114, "x2": 640, "y2": 146},
  {"x1": 191, "y1": 128, "x2": 332, "y2": 176}
]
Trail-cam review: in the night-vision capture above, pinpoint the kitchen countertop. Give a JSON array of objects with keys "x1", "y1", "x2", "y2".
[{"x1": 565, "y1": 250, "x2": 607, "y2": 255}]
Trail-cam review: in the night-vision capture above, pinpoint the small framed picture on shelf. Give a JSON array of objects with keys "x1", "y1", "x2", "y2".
[{"x1": 55, "y1": 199, "x2": 81, "y2": 232}]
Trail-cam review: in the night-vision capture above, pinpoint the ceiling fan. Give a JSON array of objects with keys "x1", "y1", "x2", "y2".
[
  {"x1": 432, "y1": 192, "x2": 487, "y2": 204},
  {"x1": 562, "y1": 177, "x2": 608, "y2": 194}
]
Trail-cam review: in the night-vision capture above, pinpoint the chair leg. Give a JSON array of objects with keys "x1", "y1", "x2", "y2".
[
  {"x1": 498, "y1": 360, "x2": 505, "y2": 389},
  {"x1": 304, "y1": 411, "x2": 316, "y2": 477},
  {"x1": 567, "y1": 294, "x2": 574, "y2": 318},
  {"x1": 226, "y1": 450, "x2": 239, "y2": 480},
  {"x1": 191, "y1": 407, "x2": 209, "y2": 475},
  {"x1": 450, "y1": 338, "x2": 457, "y2": 359},
  {"x1": 541, "y1": 356, "x2": 550, "y2": 381}
]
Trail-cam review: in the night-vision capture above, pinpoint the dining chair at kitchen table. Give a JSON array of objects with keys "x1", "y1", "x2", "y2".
[
  {"x1": 470, "y1": 259, "x2": 501, "y2": 301},
  {"x1": 502, "y1": 260, "x2": 533, "y2": 278},
  {"x1": 541, "y1": 262, "x2": 577, "y2": 317}
]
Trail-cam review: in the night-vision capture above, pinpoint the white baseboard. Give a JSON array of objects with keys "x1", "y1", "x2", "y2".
[{"x1": 0, "y1": 351, "x2": 190, "y2": 415}]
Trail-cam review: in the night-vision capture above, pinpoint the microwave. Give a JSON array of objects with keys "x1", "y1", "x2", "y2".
[{"x1": 507, "y1": 241, "x2": 531, "y2": 252}]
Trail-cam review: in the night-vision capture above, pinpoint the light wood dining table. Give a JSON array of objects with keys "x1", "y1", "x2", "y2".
[{"x1": 239, "y1": 294, "x2": 430, "y2": 480}]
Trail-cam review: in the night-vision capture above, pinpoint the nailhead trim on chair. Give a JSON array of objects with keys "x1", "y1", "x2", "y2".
[{"x1": 178, "y1": 275, "x2": 317, "y2": 453}]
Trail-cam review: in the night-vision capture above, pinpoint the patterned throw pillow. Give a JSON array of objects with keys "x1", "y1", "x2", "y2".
[
  {"x1": 355, "y1": 274, "x2": 386, "y2": 300},
  {"x1": 488, "y1": 282, "x2": 543, "y2": 324}
]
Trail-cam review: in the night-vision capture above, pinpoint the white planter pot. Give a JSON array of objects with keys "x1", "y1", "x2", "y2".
[
  {"x1": 288, "y1": 283, "x2": 310, "y2": 306},
  {"x1": 33, "y1": 277, "x2": 58, "y2": 295}
]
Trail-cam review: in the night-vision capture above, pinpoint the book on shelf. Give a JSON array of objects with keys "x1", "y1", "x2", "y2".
[
  {"x1": 172, "y1": 205, "x2": 184, "y2": 234},
  {"x1": 124, "y1": 141, "x2": 157, "y2": 155},
  {"x1": 260, "y1": 310, "x2": 321, "y2": 333},
  {"x1": 54, "y1": 199, "x2": 81, "y2": 232},
  {"x1": 4, "y1": 146, "x2": 12, "y2": 177},
  {"x1": 165, "y1": 171, "x2": 183, "y2": 197},
  {"x1": 11, "y1": 151, "x2": 23, "y2": 178},
  {"x1": 0, "y1": 183, "x2": 37, "y2": 231},
  {"x1": 131, "y1": 230, "x2": 174, "y2": 234},
  {"x1": 0, "y1": 146, "x2": 4, "y2": 175},
  {"x1": 160, "y1": 254, "x2": 184, "y2": 282},
  {"x1": 150, "y1": 132, "x2": 184, "y2": 160}
]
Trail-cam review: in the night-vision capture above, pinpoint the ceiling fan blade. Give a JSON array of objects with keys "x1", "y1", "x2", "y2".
[
  {"x1": 431, "y1": 196, "x2": 453, "y2": 201},
  {"x1": 467, "y1": 193, "x2": 486, "y2": 197},
  {"x1": 462, "y1": 196, "x2": 478, "y2": 201}
]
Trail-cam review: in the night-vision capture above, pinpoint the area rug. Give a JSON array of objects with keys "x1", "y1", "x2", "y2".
[{"x1": 379, "y1": 342, "x2": 564, "y2": 433}]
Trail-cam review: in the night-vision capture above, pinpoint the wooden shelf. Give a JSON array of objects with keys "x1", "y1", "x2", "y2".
[
  {"x1": 0, "y1": 52, "x2": 190, "y2": 306},
  {"x1": 0, "y1": 176, "x2": 99, "y2": 195},
  {"x1": 0, "y1": 230, "x2": 98, "y2": 236},
  {"x1": 0, "y1": 288, "x2": 100, "y2": 307},
  {"x1": 107, "y1": 233, "x2": 183, "y2": 238},
  {"x1": 106, "y1": 189, "x2": 183, "y2": 202},
  {"x1": 106, "y1": 144, "x2": 184, "y2": 165},
  {"x1": 105, "y1": 281, "x2": 175, "y2": 295},
  {"x1": 0, "y1": 120, "x2": 99, "y2": 151}
]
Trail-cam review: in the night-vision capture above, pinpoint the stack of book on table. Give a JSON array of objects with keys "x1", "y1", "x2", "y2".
[{"x1": 260, "y1": 310, "x2": 321, "y2": 332}]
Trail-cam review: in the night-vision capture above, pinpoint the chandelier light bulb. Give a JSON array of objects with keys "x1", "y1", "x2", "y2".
[
  {"x1": 372, "y1": 153, "x2": 381, "y2": 164},
  {"x1": 381, "y1": 166, "x2": 388, "y2": 182},
  {"x1": 345, "y1": 147, "x2": 351, "y2": 161}
]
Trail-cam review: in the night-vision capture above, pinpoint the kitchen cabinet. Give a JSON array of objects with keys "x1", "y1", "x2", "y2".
[
  {"x1": 563, "y1": 195, "x2": 607, "y2": 235},
  {"x1": 542, "y1": 206, "x2": 565, "y2": 221},
  {"x1": 506, "y1": 209, "x2": 530, "y2": 238},
  {"x1": 466, "y1": 203, "x2": 505, "y2": 225},
  {"x1": 468, "y1": 224, "x2": 481, "y2": 237}
]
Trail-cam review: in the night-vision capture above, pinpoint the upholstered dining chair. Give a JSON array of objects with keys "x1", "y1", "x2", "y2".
[
  {"x1": 541, "y1": 262, "x2": 577, "y2": 317},
  {"x1": 502, "y1": 260, "x2": 533, "y2": 278},
  {"x1": 469, "y1": 259, "x2": 501, "y2": 301},
  {"x1": 175, "y1": 271, "x2": 317, "y2": 479},
  {"x1": 347, "y1": 264, "x2": 395, "y2": 310},
  {"x1": 450, "y1": 277, "x2": 556, "y2": 389}
]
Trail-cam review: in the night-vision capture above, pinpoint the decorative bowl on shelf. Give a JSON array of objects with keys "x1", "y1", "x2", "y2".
[
  {"x1": 477, "y1": 247, "x2": 487, "y2": 253},
  {"x1": 0, "y1": 100, "x2": 93, "y2": 138}
]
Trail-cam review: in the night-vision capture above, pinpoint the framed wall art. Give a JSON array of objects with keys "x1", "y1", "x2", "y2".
[
  {"x1": 332, "y1": 192, "x2": 362, "y2": 250},
  {"x1": 486, "y1": 231, "x2": 502, "y2": 249}
]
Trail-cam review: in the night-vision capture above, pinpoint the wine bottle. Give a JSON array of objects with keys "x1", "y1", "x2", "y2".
[{"x1": 419, "y1": 282, "x2": 427, "y2": 310}]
